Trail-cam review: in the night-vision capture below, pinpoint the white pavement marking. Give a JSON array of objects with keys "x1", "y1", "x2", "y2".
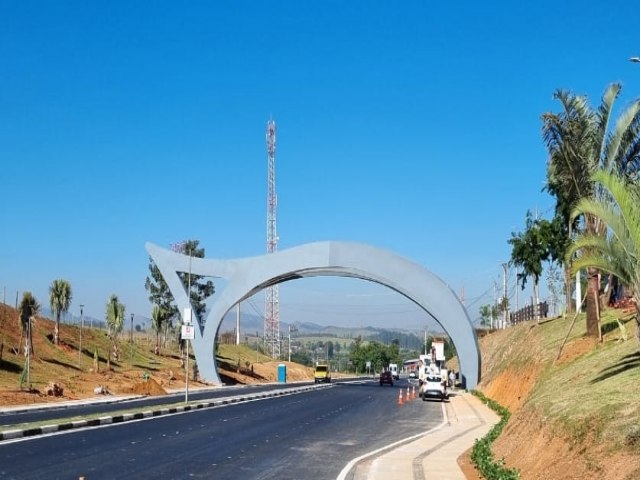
[{"x1": 335, "y1": 402, "x2": 448, "y2": 480}]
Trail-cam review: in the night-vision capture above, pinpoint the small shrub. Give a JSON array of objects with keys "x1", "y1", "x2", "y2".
[{"x1": 470, "y1": 390, "x2": 520, "y2": 480}]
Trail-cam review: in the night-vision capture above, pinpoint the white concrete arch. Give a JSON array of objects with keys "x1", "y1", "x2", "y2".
[{"x1": 145, "y1": 241, "x2": 481, "y2": 389}]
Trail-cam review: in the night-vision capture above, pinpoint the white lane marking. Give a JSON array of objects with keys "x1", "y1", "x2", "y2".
[
  {"x1": 0, "y1": 387, "x2": 322, "y2": 445},
  {"x1": 335, "y1": 402, "x2": 448, "y2": 480}
]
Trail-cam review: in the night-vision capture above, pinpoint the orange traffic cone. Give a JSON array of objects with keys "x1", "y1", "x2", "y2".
[
  {"x1": 412, "y1": 385, "x2": 417, "y2": 399},
  {"x1": 398, "y1": 389, "x2": 404, "y2": 406},
  {"x1": 406, "y1": 386, "x2": 411, "y2": 402}
]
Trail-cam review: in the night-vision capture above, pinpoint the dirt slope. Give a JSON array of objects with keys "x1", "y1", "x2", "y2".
[
  {"x1": 464, "y1": 309, "x2": 640, "y2": 480},
  {"x1": 0, "y1": 304, "x2": 313, "y2": 406}
]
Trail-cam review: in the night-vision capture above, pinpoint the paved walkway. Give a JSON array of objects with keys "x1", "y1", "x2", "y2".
[{"x1": 348, "y1": 391, "x2": 499, "y2": 480}]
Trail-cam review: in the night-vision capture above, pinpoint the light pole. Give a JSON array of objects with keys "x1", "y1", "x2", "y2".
[
  {"x1": 185, "y1": 244, "x2": 193, "y2": 404},
  {"x1": 130, "y1": 313, "x2": 134, "y2": 366},
  {"x1": 79, "y1": 304, "x2": 84, "y2": 365}
]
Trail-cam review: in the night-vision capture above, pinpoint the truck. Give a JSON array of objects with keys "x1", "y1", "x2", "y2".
[
  {"x1": 418, "y1": 337, "x2": 449, "y2": 398},
  {"x1": 314, "y1": 364, "x2": 331, "y2": 384},
  {"x1": 388, "y1": 363, "x2": 399, "y2": 380}
]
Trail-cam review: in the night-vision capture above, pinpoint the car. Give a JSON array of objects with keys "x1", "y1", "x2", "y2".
[
  {"x1": 379, "y1": 370, "x2": 394, "y2": 386},
  {"x1": 409, "y1": 370, "x2": 417, "y2": 379},
  {"x1": 421, "y1": 374, "x2": 447, "y2": 401}
]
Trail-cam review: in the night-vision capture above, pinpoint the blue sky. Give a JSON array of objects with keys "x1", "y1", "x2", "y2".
[{"x1": 1, "y1": 1, "x2": 639, "y2": 330}]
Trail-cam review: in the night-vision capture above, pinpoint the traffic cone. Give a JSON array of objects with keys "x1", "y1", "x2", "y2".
[
  {"x1": 406, "y1": 386, "x2": 411, "y2": 401},
  {"x1": 398, "y1": 389, "x2": 404, "y2": 406},
  {"x1": 412, "y1": 385, "x2": 417, "y2": 399}
]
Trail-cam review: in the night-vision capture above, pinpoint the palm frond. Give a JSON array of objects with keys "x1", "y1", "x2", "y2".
[
  {"x1": 604, "y1": 99, "x2": 640, "y2": 172},
  {"x1": 596, "y1": 83, "x2": 622, "y2": 165}
]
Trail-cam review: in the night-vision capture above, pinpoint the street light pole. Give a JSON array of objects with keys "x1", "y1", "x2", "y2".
[
  {"x1": 27, "y1": 314, "x2": 32, "y2": 390},
  {"x1": 79, "y1": 304, "x2": 84, "y2": 365},
  {"x1": 130, "y1": 313, "x2": 134, "y2": 366},
  {"x1": 185, "y1": 246, "x2": 192, "y2": 404}
]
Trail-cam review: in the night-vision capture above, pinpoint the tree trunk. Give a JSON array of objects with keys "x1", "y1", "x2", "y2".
[
  {"x1": 585, "y1": 267, "x2": 600, "y2": 338},
  {"x1": 565, "y1": 220, "x2": 574, "y2": 314},
  {"x1": 54, "y1": 313, "x2": 60, "y2": 345},
  {"x1": 534, "y1": 281, "x2": 540, "y2": 322},
  {"x1": 564, "y1": 264, "x2": 573, "y2": 314},
  {"x1": 635, "y1": 304, "x2": 640, "y2": 349},
  {"x1": 602, "y1": 274, "x2": 614, "y2": 306},
  {"x1": 28, "y1": 319, "x2": 35, "y2": 357}
]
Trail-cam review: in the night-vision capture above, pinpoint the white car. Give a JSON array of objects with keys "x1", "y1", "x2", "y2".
[
  {"x1": 421, "y1": 374, "x2": 447, "y2": 401},
  {"x1": 409, "y1": 371, "x2": 417, "y2": 379}
]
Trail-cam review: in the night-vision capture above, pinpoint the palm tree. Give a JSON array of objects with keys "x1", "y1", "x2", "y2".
[
  {"x1": 49, "y1": 279, "x2": 72, "y2": 345},
  {"x1": 568, "y1": 169, "x2": 640, "y2": 346},
  {"x1": 105, "y1": 294, "x2": 125, "y2": 364},
  {"x1": 509, "y1": 211, "x2": 554, "y2": 320},
  {"x1": 151, "y1": 305, "x2": 167, "y2": 354},
  {"x1": 542, "y1": 83, "x2": 640, "y2": 337},
  {"x1": 18, "y1": 292, "x2": 40, "y2": 356}
]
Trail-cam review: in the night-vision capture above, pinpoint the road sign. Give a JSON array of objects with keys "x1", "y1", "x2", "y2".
[
  {"x1": 181, "y1": 324, "x2": 195, "y2": 340},
  {"x1": 183, "y1": 307, "x2": 192, "y2": 324}
]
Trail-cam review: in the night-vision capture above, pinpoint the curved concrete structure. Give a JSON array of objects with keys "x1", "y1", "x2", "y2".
[{"x1": 145, "y1": 241, "x2": 481, "y2": 389}]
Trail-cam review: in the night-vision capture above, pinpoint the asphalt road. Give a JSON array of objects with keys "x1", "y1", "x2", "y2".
[
  {"x1": 0, "y1": 382, "x2": 322, "y2": 427},
  {"x1": 0, "y1": 379, "x2": 443, "y2": 480}
]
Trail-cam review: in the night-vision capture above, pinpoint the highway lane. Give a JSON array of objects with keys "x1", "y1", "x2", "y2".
[
  {"x1": 0, "y1": 381, "x2": 327, "y2": 427},
  {"x1": 0, "y1": 379, "x2": 443, "y2": 480}
]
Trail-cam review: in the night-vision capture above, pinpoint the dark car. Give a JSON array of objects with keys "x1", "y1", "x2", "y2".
[{"x1": 379, "y1": 370, "x2": 394, "y2": 386}]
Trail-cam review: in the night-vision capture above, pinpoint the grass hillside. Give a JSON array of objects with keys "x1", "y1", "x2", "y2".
[
  {"x1": 472, "y1": 307, "x2": 640, "y2": 479},
  {"x1": 0, "y1": 303, "x2": 313, "y2": 405}
]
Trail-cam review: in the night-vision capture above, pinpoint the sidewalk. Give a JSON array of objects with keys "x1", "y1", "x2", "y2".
[{"x1": 351, "y1": 391, "x2": 499, "y2": 480}]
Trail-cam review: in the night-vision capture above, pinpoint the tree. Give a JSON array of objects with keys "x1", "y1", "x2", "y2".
[
  {"x1": 479, "y1": 304, "x2": 492, "y2": 328},
  {"x1": 509, "y1": 211, "x2": 555, "y2": 319},
  {"x1": 568, "y1": 169, "x2": 640, "y2": 347},
  {"x1": 49, "y1": 279, "x2": 72, "y2": 345},
  {"x1": 145, "y1": 239, "x2": 215, "y2": 329},
  {"x1": 18, "y1": 292, "x2": 40, "y2": 356},
  {"x1": 105, "y1": 294, "x2": 125, "y2": 363},
  {"x1": 150, "y1": 305, "x2": 168, "y2": 354},
  {"x1": 542, "y1": 84, "x2": 640, "y2": 336}
]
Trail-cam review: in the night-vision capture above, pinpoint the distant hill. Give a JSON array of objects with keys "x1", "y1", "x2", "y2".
[{"x1": 38, "y1": 305, "x2": 427, "y2": 349}]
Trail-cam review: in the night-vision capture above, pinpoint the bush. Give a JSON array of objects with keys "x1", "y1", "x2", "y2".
[{"x1": 470, "y1": 390, "x2": 520, "y2": 480}]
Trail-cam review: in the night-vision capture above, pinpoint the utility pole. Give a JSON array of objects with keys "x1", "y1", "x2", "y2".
[
  {"x1": 236, "y1": 303, "x2": 241, "y2": 345},
  {"x1": 288, "y1": 324, "x2": 297, "y2": 362},
  {"x1": 502, "y1": 263, "x2": 508, "y2": 329},
  {"x1": 424, "y1": 330, "x2": 427, "y2": 355},
  {"x1": 493, "y1": 280, "x2": 498, "y2": 330},
  {"x1": 515, "y1": 267, "x2": 519, "y2": 313}
]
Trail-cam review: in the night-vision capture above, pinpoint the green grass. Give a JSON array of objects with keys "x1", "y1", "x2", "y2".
[{"x1": 485, "y1": 308, "x2": 640, "y2": 453}]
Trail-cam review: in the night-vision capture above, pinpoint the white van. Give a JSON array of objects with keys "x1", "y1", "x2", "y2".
[{"x1": 389, "y1": 363, "x2": 399, "y2": 380}]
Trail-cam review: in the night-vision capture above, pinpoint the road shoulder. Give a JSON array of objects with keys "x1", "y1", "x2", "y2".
[{"x1": 353, "y1": 391, "x2": 499, "y2": 480}]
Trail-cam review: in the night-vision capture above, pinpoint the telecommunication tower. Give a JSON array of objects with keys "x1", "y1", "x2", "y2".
[{"x1": 265, "y1": 119, "x2": 280, "y2": 358}]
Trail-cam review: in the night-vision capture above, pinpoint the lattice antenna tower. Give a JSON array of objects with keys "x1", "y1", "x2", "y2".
[{"x1": 265, "y1": 119, "x2": 280, "y2": 358}]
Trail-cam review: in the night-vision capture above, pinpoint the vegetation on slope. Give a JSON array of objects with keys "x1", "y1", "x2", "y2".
[{"x1": 476, "y1": 307, "x2": 640, "y2": 479}]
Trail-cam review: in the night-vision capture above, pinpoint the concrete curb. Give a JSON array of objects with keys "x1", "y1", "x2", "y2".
[
  {"x1": 0, "y1": 383, "x2": 332, "y2": 442},
  {"x1": 0, "y1": 395, "x2": 146, "y2": 415}
]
